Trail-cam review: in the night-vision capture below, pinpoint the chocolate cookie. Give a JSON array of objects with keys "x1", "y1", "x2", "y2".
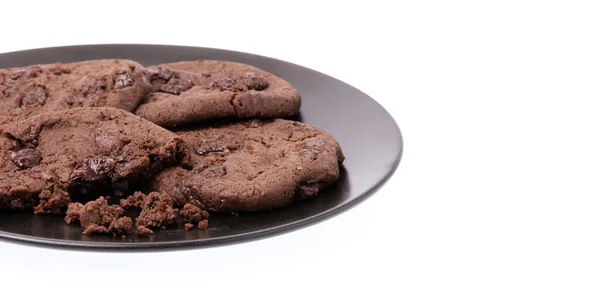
[
  {"x1": 134, "y1": 60, "x2": 301, "y2": 127},
  {"x1": 149, "y1": 119, "x2": 344, "y2": 213},
  {"x1": 0, "y1": 107, "x2": 186, "y2": 214},
  {"x1": 0, "y1": 59, "x2": 150, "y2": 123}
]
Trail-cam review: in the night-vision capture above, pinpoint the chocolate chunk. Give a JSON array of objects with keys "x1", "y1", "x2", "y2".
[
  {"x1": 295, "y1": 183, "x2": 321, "y2": 199},
  {"x1": 158, "y1": 77, "x2": 193, "y2": 95},
  {"x1": 71, "y1": 156, "x2": 116, "y2": 181},
  {"x1": 146, "y1": 66, "x2": 194, "y2": 95},
  {"x1": 240, "y1": 72, "x2": 269, "y2": 90},
  {"x1": 94, "y1": 128, "x2": 128, "y2": 154},
  {"x1": 298, "y1": 149, "x2": 320, "y2": 163},
  {"x1": 195, "y1": 146, "x2": 229, "y2": 155},
  {"x1": 114, "y1": 73, "x2": 134, "y2": 89},
  {"x1": 147, "y1": 66, "x2": 174, "y2": 82},
  {"x1": 210, "y1": 77, "x2": 245, "y2": 92},
  {"x1": 10, "y1": 148, "x2": 42, "y2": 169}
]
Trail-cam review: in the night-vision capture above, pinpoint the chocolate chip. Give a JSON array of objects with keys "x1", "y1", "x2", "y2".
[
  {"x1": 10, "y1": 149, "x2": 42, "y2": 169},
  {"x1": 295, "y1": 183, "x2": 320, "y2": 199},
  {"x1": 158, "y1": 77, "x2": 193, "y2": 95},
  {"x1": 195, "y1": 146, "x2": 229, "y2": 155},
  {"x1": 210, "y1": 77, "x2": 246, "y2": 91},
  {"x1": 241, "y1": 72, "x2": 269, "y2": 90},
  {"x1": 298, "y1": 149, "x2": 320, "y2": 162},
  {"x1": 114, "y1": 73, "x2": 134, "y2": 89},
  {"x1": 147, "y1": 66, "x2": 194, "y2": 95},
  {"x1": 147, "y1": 66, "x2": 174, "y2": 82},
  {"x1": 72, "y1": 156, "x2": 116, "y2": 181},
  {"x1": 94, "y1": 129, "x2": 123, "y2": 154}
]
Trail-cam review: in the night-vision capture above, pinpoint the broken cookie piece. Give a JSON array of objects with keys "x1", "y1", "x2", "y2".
[
  {"x1": 180, "y1": 203, "x2": 209, "y2": 223},
  {"x1": 198, "y1": 220, "x2": 209, "y2": 230},
  {"x1": 109, "y1": 217, "x2": 133, "y2": 236},
  {"x1": 119, "y1": 191, "x2": 146, "y2": 209},
  {"x1": 136, "y1": 226, "x2": 154, "y2": 236},
  {"x1": 135, "y1": 192, "x2": 179, "y2": 235},
  {"x1": 64, "y1": 197, "x2": 132, "y2": 236},
  {"x1": 0, "y1": 107, "x2": 187, "y2": 213}
]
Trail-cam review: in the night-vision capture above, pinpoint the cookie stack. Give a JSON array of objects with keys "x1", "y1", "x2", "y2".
[{"x1": 0, "y1": 59, "x2": 344, "y2": 236}]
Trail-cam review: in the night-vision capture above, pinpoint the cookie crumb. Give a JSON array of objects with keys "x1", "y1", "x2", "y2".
[
  {"x1": 65, "y1": 197, "x2": 127, "y2": 235},
  {"x1": 135, "y1": 192, "x2": 178, "y2": 229},
  {"x1": 119, "y1": 191, "x2": 146, "y2": 209},
  {"x1": 108, "y1": 216, "x2": 133, "y2": 236},
  {"x1": 180, "y1": 203, "x2": 208, "y2": 222},
  {"x1": 198, "y1": 220, "x2": 209, "y2": 230},
  {"x1": 136, "y1": 226, "x2": 154, "y2": 236}
]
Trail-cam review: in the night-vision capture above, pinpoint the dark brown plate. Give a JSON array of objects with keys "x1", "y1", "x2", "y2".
[{"x1": 0, "y1": 44, "x2": 403, "y2": 251}]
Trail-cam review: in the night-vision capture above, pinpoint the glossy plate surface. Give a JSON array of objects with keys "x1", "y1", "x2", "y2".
[{"x1": 0, "y1": 45, "x2": 403, "y2": 251}]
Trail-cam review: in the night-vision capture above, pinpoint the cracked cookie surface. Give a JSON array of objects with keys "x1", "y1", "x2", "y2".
[
  {"x1": 148, "y1": 119, "x2": 344, "y2": 213},
  {"x1": 134, "y1": 60, "x2": 301, "y2": 127},
  {"x1": 0, "y1": 107, "x2": 187, "y2": 213}
]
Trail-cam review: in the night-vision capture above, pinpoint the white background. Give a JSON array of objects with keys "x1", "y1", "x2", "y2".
[{"x1": 1, "y1": 0, "x2": 599, "y2": 294}]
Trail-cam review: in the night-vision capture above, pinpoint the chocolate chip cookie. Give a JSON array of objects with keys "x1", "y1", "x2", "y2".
[
  {"x1": 0, "y1": 59, "x2": 150, "y2": 123},
  {"x1": 134, "y1": 60, "x2": 301, "y2": 127},
  {"x1": 148, "y1": 119, "x2": 344, "y2": 213},
  {"x1": 0, "y1": 107, "x2": 186, "y2": 214}
]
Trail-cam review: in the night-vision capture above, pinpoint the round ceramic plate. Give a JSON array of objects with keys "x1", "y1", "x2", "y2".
[{"x1": 0, "y1": 45, "x2": 403, "y2": 251}]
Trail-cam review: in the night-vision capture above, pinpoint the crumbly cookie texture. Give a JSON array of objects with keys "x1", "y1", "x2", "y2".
[
  {"x1": 0, "y1": 107, "x2": 187, "y2": 213},
  {"x1": 134, "y1": 192, "x2": 179, "y2": 236},
  {"x1": 65, "y1": 197, "x2": 133, "y2": 236}
]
